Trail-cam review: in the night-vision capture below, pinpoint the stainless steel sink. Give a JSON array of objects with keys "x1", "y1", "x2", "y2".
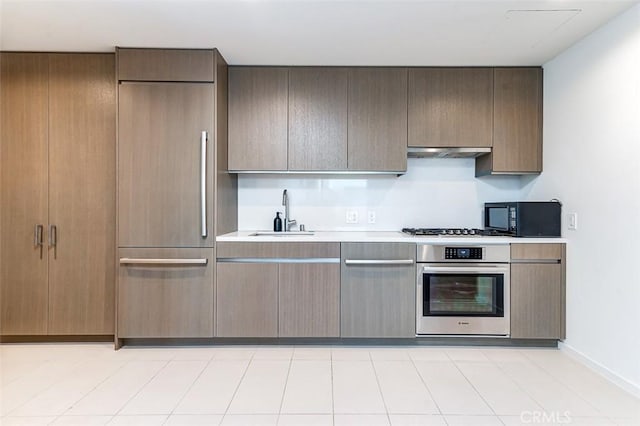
[{"x1": 249, "y1": 231, "x2": 315, "y2": 237}]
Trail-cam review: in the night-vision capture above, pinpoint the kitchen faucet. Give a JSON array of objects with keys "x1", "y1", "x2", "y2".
[{"x1": 282, "y1": 189, "x2": 297, "y2": 231}]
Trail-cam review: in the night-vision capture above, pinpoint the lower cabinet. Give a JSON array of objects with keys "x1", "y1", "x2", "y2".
[
  {"x1": 216, "y1": 263, "x2": 279, "y2": 337},
  {"x1": 118, "y1": 248, "x2": 214, "y2": 338},
  {"x1": 510, "y1": 244, "x2": 566, "y2": 339},
  {"x1": 341, "y1": 243, "x2": 416, "y2": 338},
  {"x1": 279, "y1": 263, "x2": 340, "y2": 337},
  {"x1": 216, "y1": 242, "x2": 341, "y2": 338}
]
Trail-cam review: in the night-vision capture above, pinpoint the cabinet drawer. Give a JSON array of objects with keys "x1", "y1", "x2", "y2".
[
  {"x1": 117, "y1": 48, "x2": 215, "y2": 82},
  {"x1": 118, "y1": 248, "x2": 214, "y2": 338},
  {"x1": 217, "y1": 242, "x2": 340, "y2": 259},
  {"x1": 511, "y1": 243, "x2": 564, "y2": 261}
]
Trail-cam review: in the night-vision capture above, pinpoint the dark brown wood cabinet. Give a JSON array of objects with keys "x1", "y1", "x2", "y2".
[
  {"x1": 476, "y1": 67, "x2": 543, "y2": 175},
  {"x1": 288, "y1": 67, "x2": 348, "y2": 171},
  {"x1": 510, "y1": 243, "x2": 565, "y2": 339},
  {"x1": 408, "y1": 68, "x2": 493, "y2": 148},
  {"x1": 1, "y1": 53, "x2": 116, "y2": 336},
  {"x1": 348, "y1": 68, "x2": 408, "y2": 172},
  {"x1": 228, "y1": 67, "x2": 288, "y2": 171}
]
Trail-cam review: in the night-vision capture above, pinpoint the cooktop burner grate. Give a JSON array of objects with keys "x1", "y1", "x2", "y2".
[{"x1": 402, "y1": 228, "x2": 489, "y2": 236}]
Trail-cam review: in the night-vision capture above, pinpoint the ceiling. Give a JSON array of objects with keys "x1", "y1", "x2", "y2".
[{"x1": 0, "y1": 0, "x2": 637, "y2": 66}]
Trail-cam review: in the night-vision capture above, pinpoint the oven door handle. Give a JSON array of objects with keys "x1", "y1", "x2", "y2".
[{"x1": 422, "y1": 266, "x2": 508, "y2": 273}]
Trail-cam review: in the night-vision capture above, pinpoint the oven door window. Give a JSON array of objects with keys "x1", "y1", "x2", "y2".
[{"x1": 423, "y1": 273, "x2": 504, "y2": 317}]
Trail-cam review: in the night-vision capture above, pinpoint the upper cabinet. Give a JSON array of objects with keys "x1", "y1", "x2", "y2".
[
  {"x1": 476, "y1": 67, "x2": 543, "y2": 176},
  {"x1": 227, "y1": 65, "x2": 542, "y2": 175},
  {"x1": 348, "y1": 68, "x2": 408, "y2": 172},
  {"x1": 408, "y1": 67, "x2": 493, "y2": 148},
  {"x1": 288, "y1": 67, "x2": 348, "y2": 171},
  {"x1": 117, "y1": 48, "x2": 215, "y2": 82},
  {"x1": 228, "y1": 67, "x2": 288, "y2": 171},
  {"x1": 228, "y1": 66, "x2": 408, "y2": 173}
]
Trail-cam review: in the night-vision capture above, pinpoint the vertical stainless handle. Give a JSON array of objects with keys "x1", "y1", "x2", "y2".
[
  {"x1": 49, "y1": 224, "x2": 57, "y2": 247},
  {"x1": 34, "y1": 224, "x2": 44, "y2": 259},
  {"x1": 200, "y1": 131, "x2": 208, "y2": 238},
  {"x1": 34, "y1": 224, "x2": 41, "y2": 246}
]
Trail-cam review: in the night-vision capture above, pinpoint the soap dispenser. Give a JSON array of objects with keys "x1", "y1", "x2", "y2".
[{"x1": 273, "y1": 212, "x2": 283, "y2": 232}]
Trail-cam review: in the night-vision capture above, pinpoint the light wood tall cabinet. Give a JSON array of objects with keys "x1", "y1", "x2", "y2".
[
  {"x1": 116, "y1": 48, "x2": 236, "y2": 340},
  {"x1": 510, "y1": 243, "x2": 566, "y2": 339},
  {"x1": 341, "y1": 243, "x2": 416, "y2": 337},
  {"x1": 216, "y1": 242, "x2": 340, "y2": 338},
  {"x1": 1, "y1": 53, "x2": 116, "y2": 336},
  {"x1": 476, "y1": 67, "x2": 543, "y2": 175},
  {"x1": 408, "y1": 67, "x2": 493, "y2": 148}
]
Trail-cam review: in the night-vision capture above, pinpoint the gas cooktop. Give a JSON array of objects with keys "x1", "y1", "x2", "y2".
[{"x1": 402, "y1": 228, "x2": 492, "y2": 236}]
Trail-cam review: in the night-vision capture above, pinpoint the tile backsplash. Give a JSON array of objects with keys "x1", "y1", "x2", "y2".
[{"x1": 237, "y1": 158, "x2": 527, "y2": 231}]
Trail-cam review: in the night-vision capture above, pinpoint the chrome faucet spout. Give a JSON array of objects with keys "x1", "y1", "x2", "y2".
[{"x1": 282, "y1": 189, "x2": 296, "y2": 232}]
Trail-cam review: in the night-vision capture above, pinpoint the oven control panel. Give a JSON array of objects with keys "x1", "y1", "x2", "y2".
[{"x1": 444, "y1": 247, "x2": 483, "y2": 260}]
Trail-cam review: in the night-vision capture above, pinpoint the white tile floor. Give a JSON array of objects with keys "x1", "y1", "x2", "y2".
[{"x1": 0, "y1": 344, "x2": 638, "y2": 425}]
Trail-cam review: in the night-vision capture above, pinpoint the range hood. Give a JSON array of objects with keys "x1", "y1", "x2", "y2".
[{"x1": 407, "y1": 147, "x2": 491, "y2": 158}]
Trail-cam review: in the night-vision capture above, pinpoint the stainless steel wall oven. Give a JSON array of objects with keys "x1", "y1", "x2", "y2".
[{"x1": 416, "y1": 244, "x2": 510, "y2": 336}]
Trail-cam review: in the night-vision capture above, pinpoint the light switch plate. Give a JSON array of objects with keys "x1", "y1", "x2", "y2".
[{"x1": 568, "y1": 213, "x2": 578, "y2": 230}]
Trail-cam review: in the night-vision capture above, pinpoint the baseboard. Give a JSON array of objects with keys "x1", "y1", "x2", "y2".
[
  {"x1": 559, "y1": 342, "x2": 640, "y2": 399},
  {"x1": 0, "y1": 335, "x2": 114, "y2": 343}
]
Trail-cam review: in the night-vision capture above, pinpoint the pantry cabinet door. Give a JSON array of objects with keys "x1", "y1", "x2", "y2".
[
  {"x1": 48, "y1": 53, "x2": 116, "y2": 335},
  {"x1": 0, "y1": 53, "x2": 49, "y2": 335}
]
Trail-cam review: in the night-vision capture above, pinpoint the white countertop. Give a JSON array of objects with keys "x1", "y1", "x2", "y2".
[{"x1": 216, "y1": 231, "x2": 567, "y2": 244}]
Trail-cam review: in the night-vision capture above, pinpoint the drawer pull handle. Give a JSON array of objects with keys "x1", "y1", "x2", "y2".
[
  {"x1": 344, "y1": 259, "x2": 414, "y2": 265},
  {"x1": 119, "y1": 258, "x2": 208, "y2": 265}
]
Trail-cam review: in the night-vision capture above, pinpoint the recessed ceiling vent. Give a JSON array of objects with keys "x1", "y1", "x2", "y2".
[{"x1": 505, "y1": 9, "x2": 582, "y2": 47}]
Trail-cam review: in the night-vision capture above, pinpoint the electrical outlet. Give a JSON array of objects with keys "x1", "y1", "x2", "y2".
[
  {"x1": 367, "y1": 210, "x2": 376, "y2": 224},
  {"x1": 568, "y1": 213, "x2": 578, "y2": 230},
  {"x1": 346, "y1": 210, "x2": 359, "y2": 224}
]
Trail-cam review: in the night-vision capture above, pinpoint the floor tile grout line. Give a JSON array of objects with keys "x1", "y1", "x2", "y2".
[
  {"x1": 162, "y1": 356, "x2": 216, "y2": 424},
  {"x1": 444, "y1": 351, "x2": 499, "y2": 418},
  {"x1": 4, "y1": 355, "x2": 111, "y2": 418},
  {"x1": 58, "y1": 358, "x2": 131, "y2": 418},
  {"x1": 113, "y1": 359, "x2": 171, "y2": 417},
  {"x1": 482, "y1": 349, "x2": 585, "y2": 422},
  {"x1": 220, "y1": 350, "x2": 254, "y2": 422},
  {"x1": 368, "y1": 350, "x2": 392, "y2": 425},
  {"x1": 330, "y1": 350, "x2": 336, "y2": 426},
  {"x1": 275, "y1": 352, "x2": 294, "y2": 424},
  {"x1": 408, "y1": 355, "x2": 445, "y2": 417},
  {"x1": 519, "y1": 349, "x2": 608, "y2": 417}
]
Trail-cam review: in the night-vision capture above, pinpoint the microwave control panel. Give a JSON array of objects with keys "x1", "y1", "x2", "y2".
[{"x1": 444, "y1": 247, "x2": 483, "y2": 260}]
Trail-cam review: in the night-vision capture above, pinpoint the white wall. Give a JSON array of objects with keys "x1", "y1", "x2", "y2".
[
  {"x1": 237, "y1": 158, "x2": 525, "y2": 231},
  {"x1": 522, "y1": 4, "x2": 640, "y2": 393}
]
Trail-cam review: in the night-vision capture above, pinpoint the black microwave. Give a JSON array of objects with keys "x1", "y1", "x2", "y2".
[{"x1": 484, "y1": 201, "x2": 562, "y2": 237}]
